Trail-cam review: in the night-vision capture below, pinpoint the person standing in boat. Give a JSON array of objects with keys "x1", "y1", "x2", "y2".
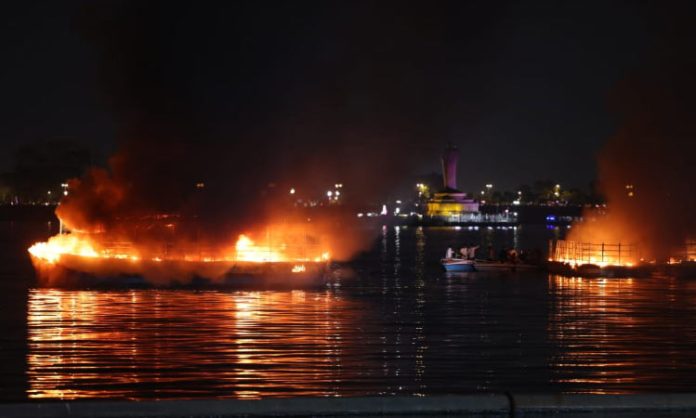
[
  {"x1": 446, "y1": 247, "x2": 455, "y2": 259},
  {"x1": 467, "y1": 245, "x2": 480, "y2": 260}
]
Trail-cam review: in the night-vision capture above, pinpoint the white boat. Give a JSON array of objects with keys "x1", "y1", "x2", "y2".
[{"x1": 440, "y1": 258, "x2": 476, "y2": 272}]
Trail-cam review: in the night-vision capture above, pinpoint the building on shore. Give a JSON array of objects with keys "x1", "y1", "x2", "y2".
[{"x1": 426, "y1": 144, "x2": 480, "y2": 222}]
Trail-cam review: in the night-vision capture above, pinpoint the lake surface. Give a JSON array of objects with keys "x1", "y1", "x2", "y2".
[{"x1": 1, "y1": 221, "x2": 696, "y2": 401}]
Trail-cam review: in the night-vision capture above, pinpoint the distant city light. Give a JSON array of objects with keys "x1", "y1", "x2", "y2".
[
  {"x1": 290, "y1": 188, "x2": 296, "y2": 195},
  {"x1": 625, "y1": 184, "x2": 635, "y2": 197},
  {"x1": 327, "y1": 191, "x2": 333, "y2": 197}
]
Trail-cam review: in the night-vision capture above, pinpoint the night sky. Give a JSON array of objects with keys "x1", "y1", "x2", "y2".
[{"x1": 0, "y1": 1, "x2": 688, "y2": 197}]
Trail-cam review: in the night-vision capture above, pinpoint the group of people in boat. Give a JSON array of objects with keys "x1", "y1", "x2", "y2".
[
  {"x1": 445, "y1": 244, "x2": 543, "y2": 264},
  {"x1": 445, "y1": 244, "x2": 480, "y2": 260}
]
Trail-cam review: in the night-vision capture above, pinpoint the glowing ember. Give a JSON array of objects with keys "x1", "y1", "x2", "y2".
[{"x1": 291, "y1": 264, "x2": 306, "y2": 273}]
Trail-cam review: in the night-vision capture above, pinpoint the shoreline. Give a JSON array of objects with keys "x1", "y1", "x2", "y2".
[{"x1": 2, "y1": 394, "x2": 696, "y2": 417}]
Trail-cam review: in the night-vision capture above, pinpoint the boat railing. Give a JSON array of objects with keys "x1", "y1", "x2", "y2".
[{"x1": 549, "y1": 239, "x2": 638, "y2": 265}]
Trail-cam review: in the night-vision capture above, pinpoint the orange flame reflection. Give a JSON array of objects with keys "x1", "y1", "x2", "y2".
[{"x1": 27, "y1": 289, "x2": 365, "y2": 400}]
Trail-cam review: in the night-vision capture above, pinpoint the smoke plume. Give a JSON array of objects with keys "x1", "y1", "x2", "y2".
[
  {"x1": 569, "y1": 15, "x2": 696, "y2": 261},
  {"x1": 56, "y1": 1, "x2": 476, "y2": 266}
]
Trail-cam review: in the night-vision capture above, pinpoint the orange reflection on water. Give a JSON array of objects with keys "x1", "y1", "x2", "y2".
[
  {"x1": 27, "y1": 288, "x2": 362, "y2": 400},
  {"x1": 547, "y1": 274, "x2": 690, "y2": 394}
]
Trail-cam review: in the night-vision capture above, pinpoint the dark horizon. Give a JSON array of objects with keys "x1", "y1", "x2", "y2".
[{"x1": 1, "y1": 1, "x2": 694, "y2": 198}]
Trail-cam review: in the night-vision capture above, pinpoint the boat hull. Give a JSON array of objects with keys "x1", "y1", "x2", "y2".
[
  {"x1": 30, "y1": 254, "x2": 329, "y2": 289},
  {"x1": 473, "y1": 260, "x2": 539, "y2": 272},
  {"x1": 441, "y1": 259, "x2": 476, "y2": 272},
  {"x1": 547, "y1": 261, "x2": 652, "y2": 278}
]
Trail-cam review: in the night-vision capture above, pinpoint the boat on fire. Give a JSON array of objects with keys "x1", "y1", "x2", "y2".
[{"x1": 28, "y1": 232, "x2": 331, "y2": 288}]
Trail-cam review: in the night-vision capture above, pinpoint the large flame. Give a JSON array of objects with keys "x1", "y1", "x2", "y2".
[
  {"x1": 29, "y1": 232, "x2": 330, "y2": 266},
  {"x1": 234, "y1": 234, "x2": 329, "y2": 263},
  {"x1": 28, "y1": 234, "x2": 100, "y2": 264},
  {"x1": 28, "y1": 225, "x2": 331, "y2": 285}
]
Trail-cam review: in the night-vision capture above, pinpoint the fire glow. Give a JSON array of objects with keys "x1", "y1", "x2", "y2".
[
  {"x1": 549, "y1": 239, "x2": 637, "y2": 268},
  {"x1": 28, "y1": 225, "x2": 331, "y2": 284},
  {"x1": 29, "y1": 233, "x2": 330, "y2": 266}
]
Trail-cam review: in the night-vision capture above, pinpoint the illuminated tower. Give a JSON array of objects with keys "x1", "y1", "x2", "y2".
[
  {"x1": 442, "y1": 144, "x2": 459, "y2": 190},
  {"x1": 426, "y1": 143, "x2": 479, "y2": 219}
]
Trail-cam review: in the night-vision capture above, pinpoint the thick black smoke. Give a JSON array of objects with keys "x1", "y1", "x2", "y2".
[{"x1": 62, "y1": 1, "x2": 501, "y2": 237}]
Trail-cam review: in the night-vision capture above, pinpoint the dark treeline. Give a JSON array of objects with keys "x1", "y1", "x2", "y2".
[{"x1": 0, "y1": 139, "x2": 93, "y2": 204}]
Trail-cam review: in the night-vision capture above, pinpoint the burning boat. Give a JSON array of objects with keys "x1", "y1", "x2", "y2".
[
  {"x1": 549, "y1": 237, "x2": 696, "y2": 279},
  {"x1": 29, "y1": 222, "x2": 332, "y2": 288},
  {"x1": 548, "y1": 239, "x2": 650, "y2": 278}
]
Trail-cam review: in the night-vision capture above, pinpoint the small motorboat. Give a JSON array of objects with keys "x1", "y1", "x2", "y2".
[
  {"x1": 473, "y1": 259, "x2": 540, "y2": 272},
  {"x1": 441, "y1": 258, "x2": 476, "y2": 272}
]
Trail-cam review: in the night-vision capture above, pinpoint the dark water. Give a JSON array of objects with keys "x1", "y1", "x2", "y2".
[{"x1": 1, "y1": 222, "x2": 696, "y2": 401}]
